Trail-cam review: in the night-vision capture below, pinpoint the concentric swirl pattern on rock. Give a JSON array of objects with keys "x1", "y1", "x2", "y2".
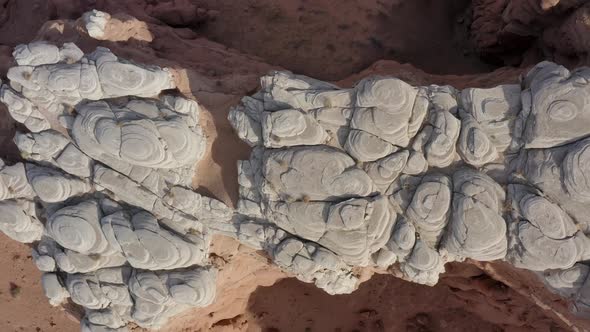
[
  {"x1": 0, "y1": 42, "x2": 229, "y2": 332},
  {"x1": 4, "y1": 33, "x2": 590, "y2": 331},
  {"x1": 229, "y1": 64, "x2": 590, "y2": 303}
]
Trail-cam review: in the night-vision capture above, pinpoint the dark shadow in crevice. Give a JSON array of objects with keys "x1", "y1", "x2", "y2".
[{"x1": 244, "y1": 264, "x2": 570, "y2": 332}]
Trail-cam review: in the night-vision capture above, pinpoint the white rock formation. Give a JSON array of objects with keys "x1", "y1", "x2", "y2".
[
  {"x1": 0, "y1": 199, "x2": 43, "y2": 243},
  {"x1": 0, "y1": 42, "x2": 227, "y2": 332},
  {"x1": 443, "y1": 168, "x2": 507, "y2": 261},
  {"x1": 229, "y1": 61, "x2": 590, "y2": 309},
  {"x1": 13, "y1": 41, "x2": 84, "y2": 66},
  {"x1": 4, "y1": 35, "x2": 590, "y2": 330},
  {"x1": 0, "y1": 82, "x2": 51, "y2": 132},
  {"x1": 506, "y1": 184, "x2": 590, "y2": 271},
  {"x1": 3, "y1": 44, "x2": 175, "y2": 132},
  {"x1": 522, "y1": 62, "x2": 590, "y2": 149}
]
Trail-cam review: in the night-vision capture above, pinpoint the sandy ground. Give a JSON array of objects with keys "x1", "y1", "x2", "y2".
[
  {"x1": 0, "y1": 233, "x2": 78, "y2": 332},
  {"x1": 0, "y1": 0, "x2": 581, "y2": 331}
]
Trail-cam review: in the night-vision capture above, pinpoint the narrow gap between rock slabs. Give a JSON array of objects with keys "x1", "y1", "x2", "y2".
[
  {"x1": 243, "y1": 269, "x2": 570, "y2": 332},
  {"x1": 189, "y1": 0, "x2": 500, "y2": 81}
]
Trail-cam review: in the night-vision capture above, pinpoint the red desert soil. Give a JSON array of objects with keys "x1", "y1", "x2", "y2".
[
  {"x1": 0, "y1": 0, "x2": 581, "y2": 332},
  {"x1": 0, "y1": 233, "x2": 78, "y2": 332},
  {"x1": 245, "y1": 269, "x2": 565, "y2": 332}
]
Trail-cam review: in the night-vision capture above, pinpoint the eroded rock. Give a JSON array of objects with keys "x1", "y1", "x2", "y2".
[
  {"x1": 0, "y1": 42, "x2": 227, "y2": 332},
  {"x1": 3, "y1": 32, "x2": 590, "y2": 331},
  {"x1": 229, "y1": 62, "x2": 590, "y2": 309}
]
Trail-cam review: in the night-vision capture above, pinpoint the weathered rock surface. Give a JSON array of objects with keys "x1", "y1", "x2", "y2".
[
  {"x1": 229, "y1": 60, "x2": 590, "y2": 325},
  {"x1": 1, "y1": 5, "x2": 590, "y2": 332},
  {"x1": 0, "y1": 40, "x2": 230, "y2": 332}
]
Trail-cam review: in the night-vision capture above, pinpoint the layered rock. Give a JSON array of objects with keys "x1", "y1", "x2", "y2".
[
  {"x1": 0, "y1": 42, "x2": 229, "y2": 332},
  {"x1": 229, "y1": 61, "x2": 590, "y2": 318},
  {"x1": 470, "y1": 0, "x2": 590, "y2": 67}
]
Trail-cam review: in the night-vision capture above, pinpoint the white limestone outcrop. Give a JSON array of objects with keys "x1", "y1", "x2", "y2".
[{"x1": 229, "y1": 62, "x2": 590, "y2": 309}]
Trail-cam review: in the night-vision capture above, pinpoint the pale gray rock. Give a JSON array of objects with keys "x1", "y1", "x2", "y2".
[
  {"x1": 82, "y1": 10, "x2": 111, "y2": 40},
  {"x1": 260, "y1": 146, "x2": 376, "y2": 202},
  {"x1": 311, "y1": 107, "x2": 354, "y2": 148},
  {"x1": 372, "y1": 248, "x2": 397, "y2": 268},
  {"x1": 67, "y1": 269, "x2": 127, "y2": 310},
  {"x1": 72, "y1": 98, "x2": 204, "y2": 170},
  {"x1": 515, "y1": 137, "x2": 590, "y2": 231},
  {"x1": 261, "y1": 109, "x2": 328, "y2": 147},
  {"x1": 271, "y1": 237, "x2": 358, "y2": 295},
  {"x1": 400, "y1": 240, "x2": 446, "y2": 286},
  {"x1": 405, "y1": 174, "x2": 452, "y2": 247},
  {"x1": 352, "y1": 78, "x2": 417, "y2": 147},
  {"x1": 7, "y1": 46, "x2": 174, "y2": 109},
  {"x1": 13, "y1": 42, "x2": 84, "y2": 66},
  {"x1": 101, "y1": 210, "x2": 209, "y2": 270},
  {"x1": 84, "y1": 309, "x2": 127, "y2": 330},
  {"x1": 0, "y1": 84, "x2": 50, "y2": 132},
  {"x1": 523, "y1": 62, "x2": 590, "y2": 148},
  {"x1": 544, "y1": 264, "x2": 590, "y2": 299},
  {"x1": 42, "y1": 196, "x2": 210, "y2": 272},
  {"x1": 563, "y1": 138, "x2": 590, "y2": 203},
  {"x1": 508, "y1": 221, "x2": 589, "y2": 271},
  {"x1": 428, "y1": 85, "x2": 459, "y2": 113},
  {"x1": 460, "y1": 84, "x2": 522, "y2": 152},
  {"x1": 81, "y1": 319, "x2": 128, "y2": 332},
  {"x1": 33, "y1": 233, "x2": 127, "y2": 274},
  {"x1": 260, "y1": 71, "x2": 353, "y2": 111},
  {"x1": 0, "y1": 162, "x2": 35, "y2": 200},
  {"x1": 7, "y1": 37, "x2": 590, "y2": 329},
  {"x1": 573, "y1": 273, "x2": 590, "y2": 316},
  {"x1": 93, "y1": 47, "x2": 175, "y2": 98},
  {"x1": 389, "y1": 175, "x2": 423, "y2": 213},
  {"x1": 26, "y1": 164, "x2": 91, "y2": 203},
  {"x1": 443, "y1": 168, "x2": 507, "y2": 261},
  {"x1": 506, "y1": 184, "x2": 590, "y2": 271},
  {"x1": 33, "y1": 237, "x2": 63, "y2": 272},
  {"x1": 422, "y1": 110, "x2": 461, "y2": 168},
  {"x1": 163, "y1": 186, "x2": 232, "y2": 223},
  {"x1": 385, "y1": 217, "x2": 416, "y2": 262},
  {"x1": 41, "y1": 273, "x2": 70, "y2": 306},
  {"x1": 92, "y1": 164, "x2": 166, "y2": 217},
  {"x1": 236, "y1": 221, "x2": 268, "y2": 250},
  {"x1": 266, "y1": 195, "x2": 395, "y2": 266},
  {"x1": 55, "y1": 249, "x2": 127, "y2": 274},
  {"x1": 128, "y1": 267, "x2": 216, "y2": 328},
  {"x1": 344, "y1": 129, "x2": 397, "y2": 162},
  {"x1": 0, "y1": 41, "x2": 227, "y2": 332},
  {"x1": 229, "y1": 66, "x2": 590, "y2": 303},
  {"x1": 403, "y1": 150, "x2": 429, "y2": 175},
  {"x1": 0, "y1": 199, "x2": 43, "y2": 243},
  {"x1": 264, "y1": 200, "x2": 327, "y2": 242},
  {"x1": 228, "y1": 104, "x2": 262, "y2": 146},
  {"x1": 363, "y1": 150, "x2": 409, "y2": 193},
  {"x1": 355, "y1": 76, "x2": 417, "y2": 109},
  {"x1": 46, "y1": 200, "x2": 114, "y2": 256},
  {"x1": 15, "y1": 130, "x2": 93, "y2": 178}
]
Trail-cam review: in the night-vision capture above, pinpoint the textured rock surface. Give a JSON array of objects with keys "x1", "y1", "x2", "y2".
[
  {"x1": 1, "y1": 4, "x2": 590, "y2": 332},
  {"x1": 229, "y1": 61, "x2": 590, "y2": 322},
  {"x1": 0, "y1": 41, "x2": 229, "y2": 332},
  {"x1": 471, "y1": 0, "x2": 590, "y2": 67}
]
